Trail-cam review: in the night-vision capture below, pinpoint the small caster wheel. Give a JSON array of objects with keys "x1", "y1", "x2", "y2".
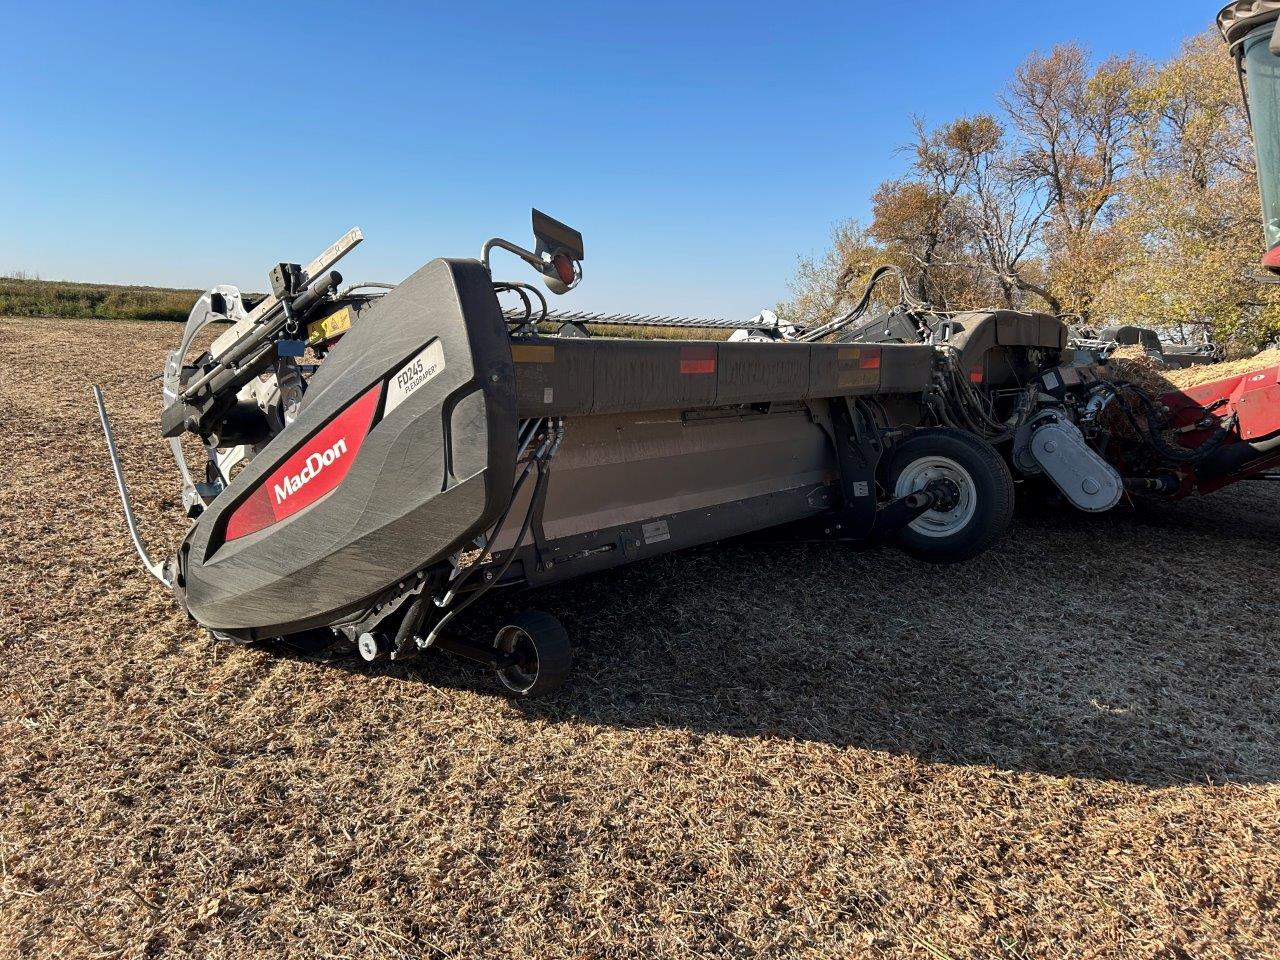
[
  {"x1": 357, "y1": 631, "x2": 387, "y2": 662},
  {"x1": 493, "y1": 610, "x2": 572, "y2": 698}
]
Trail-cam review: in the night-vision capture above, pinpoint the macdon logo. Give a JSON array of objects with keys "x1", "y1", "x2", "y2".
[{"x1": 272, "y1": 438, "x2": 348, "y2": 505}]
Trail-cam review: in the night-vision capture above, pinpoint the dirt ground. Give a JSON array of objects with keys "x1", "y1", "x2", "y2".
[{"x1": 1, "y1": 316, "x2": 1278, "y2": 959}]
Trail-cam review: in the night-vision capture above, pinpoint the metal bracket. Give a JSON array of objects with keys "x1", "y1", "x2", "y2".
[
  {"x1": 827, "y1": 397, "x2": 883, "y2": 538},
  {"x1": 92, "y1": 386, "x2": 171, "y2": 587}
]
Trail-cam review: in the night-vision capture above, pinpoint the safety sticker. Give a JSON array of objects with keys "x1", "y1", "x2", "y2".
[{"x1": 641, "y1": 520, "x2": 671, "y2": 544}]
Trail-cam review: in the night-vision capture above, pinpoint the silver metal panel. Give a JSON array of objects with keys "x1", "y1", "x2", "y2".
[
  {"x1": 1028, "y1": 416, "x2": 1124, "y2": 512},
  {"x1": 491, "y1": 405, "x2": 836, "y2": 552}
]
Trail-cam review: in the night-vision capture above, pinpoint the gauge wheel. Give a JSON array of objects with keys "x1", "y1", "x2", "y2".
[
  {"x1": 883, "y1": 427, "x2": 1014, "y2": 563},
  {"x1": 493, "y1": 610, "x2": 573, "y2": 698}
]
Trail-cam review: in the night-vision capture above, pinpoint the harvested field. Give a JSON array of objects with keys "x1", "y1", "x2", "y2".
[{"x1": 2, "y1": 315, "x2": 1279, "y2": 959}]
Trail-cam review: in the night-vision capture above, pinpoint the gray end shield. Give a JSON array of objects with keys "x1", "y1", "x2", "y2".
[{"x1": 179, "y1": 258, "x2": 517, "y2": 636}]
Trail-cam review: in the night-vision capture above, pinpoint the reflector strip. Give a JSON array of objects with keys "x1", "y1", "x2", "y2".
[
  {"x1": 224, "y1": 384, "x2": 382, "y2": 541},
  {"x1": 512, "y1": 344, "x2": 556, "y2": 363},
  {"x1": 859, "y1": 351, "x2": 882, "y2": 370},
  {"x1": 970, "y1": 367, "x2": 984, "y2": 383},
  {"x1": 680, "y1": 346, "x2": 716, "y2": 375}
]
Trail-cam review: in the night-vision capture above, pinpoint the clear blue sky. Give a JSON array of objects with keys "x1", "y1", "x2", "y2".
[{"x1": 0, "y1": 0, "x2": 1222, "y2": 319}]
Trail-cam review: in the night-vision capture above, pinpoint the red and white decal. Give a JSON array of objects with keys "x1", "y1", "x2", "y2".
[{"x1": 224, "y1": 385, "x2": 381, "y2": 541}]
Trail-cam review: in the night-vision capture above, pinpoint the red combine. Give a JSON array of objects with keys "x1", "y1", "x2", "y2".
[{"x1": 1133, "y1": 1, "x2": 1280, "y2": 494}]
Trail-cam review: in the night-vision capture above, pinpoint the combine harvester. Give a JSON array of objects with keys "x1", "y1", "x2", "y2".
[{"x1": 93, "y1": 2, "x2": 1280, "y2": 696}]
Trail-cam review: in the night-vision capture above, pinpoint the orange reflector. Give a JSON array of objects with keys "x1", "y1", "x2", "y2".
[{"x1": 512, "y1": 344, "x2": 556, "y2": 363}]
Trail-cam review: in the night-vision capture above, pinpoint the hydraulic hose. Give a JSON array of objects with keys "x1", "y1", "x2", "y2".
[
  {"x1": 1091, "y1": 380, "x2": 1238, "y2": 464},
  {"x1": 1195, "y1": 430, "x2": 1280, "y2": 480},
  {"x1": 931, "y1": 348, "x2": 1035, "y2": 443},
  {"x1": 799, "y1": 265, "x2": 926, "y2": 343},
  {"x1": 420, "y1": 460, "x2": 550, "y2": 649}
]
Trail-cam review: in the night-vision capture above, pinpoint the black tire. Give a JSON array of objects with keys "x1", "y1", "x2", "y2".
[
  {"x1": 881, "y1": 427, "x2": 1014, "y2": 564},
  {"x1": 493, "y1": 610, "x2": 573, "y2": 698}
]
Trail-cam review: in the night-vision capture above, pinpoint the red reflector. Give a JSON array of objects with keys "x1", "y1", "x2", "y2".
[
  {"x1": 680, "y1": 346, "x2": 716, "y2": 375},
  {"x1": 859, "y1": 350, "x2": 882, "y2": 370},
  {"x1": 970, "y1": 368, "x2": 984, "y2": 383},
  {"x1": 225, "y1": 385, "x2": 381, "y2": 541}
]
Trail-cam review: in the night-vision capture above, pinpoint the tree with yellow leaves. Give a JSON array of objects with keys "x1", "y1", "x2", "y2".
[
  {"x1": 783, "y1": 31, "x2": 1280, "y2": 350},
  {"x1": 1099, "y1": 31, "x2": 1280, "y2": 346}
]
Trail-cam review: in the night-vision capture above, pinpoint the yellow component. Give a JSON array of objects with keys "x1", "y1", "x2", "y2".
[
  {"x1": 511, "y1": 344, "x2": 556, "y2": 363},
  {"x1": 837, "y1": 347, "x2": 861, "y2": 361},
  {"x1": 307, "y1": 306, "x2": 353, "y2": 346}
]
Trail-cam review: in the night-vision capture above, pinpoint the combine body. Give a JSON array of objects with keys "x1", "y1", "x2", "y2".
[
  {"x1": 1113, "y1": 0, "x2": 1280, "y2": 496},
  {"x1": 1159, "y1": 361, "x2": 1280, "y2": 495}
]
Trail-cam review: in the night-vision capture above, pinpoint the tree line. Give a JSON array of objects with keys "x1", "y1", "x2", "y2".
[{"x1": 782, "y1": 32, "x2": 1280, "y2": 350}]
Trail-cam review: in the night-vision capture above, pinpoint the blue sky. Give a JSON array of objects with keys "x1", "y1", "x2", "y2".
[{"x1": 1, "y1": 0, "x2": 1223, "y2": 319}]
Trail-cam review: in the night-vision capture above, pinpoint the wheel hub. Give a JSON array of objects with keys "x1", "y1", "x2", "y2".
[
  {"x1": 924, "y1": 477, "x2": 962, "y2": 513},
  {"x1": 893, "y1": 456, "x2": 978, "y2": 538}
]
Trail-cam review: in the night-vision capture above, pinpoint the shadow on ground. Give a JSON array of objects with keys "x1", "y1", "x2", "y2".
[{"x1": 268, "y1": 485, "x2": 1280, "y2": 789}]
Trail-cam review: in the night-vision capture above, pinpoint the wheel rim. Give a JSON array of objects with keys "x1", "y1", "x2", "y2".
[
  {"x1": 893, "y1": 455, "x2": 977, "y2": 538},
  {"x1": 494, "y1": 625, "x2": 539, "y2": 694}
]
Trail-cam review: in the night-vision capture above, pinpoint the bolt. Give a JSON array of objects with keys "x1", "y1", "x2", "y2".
[
  {"x1": 1044, "y1": 440, "x2": 1058, "y2": 453},
  {"x1": 357, "y1": 633, "x2": 383, "y2": 662}
]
